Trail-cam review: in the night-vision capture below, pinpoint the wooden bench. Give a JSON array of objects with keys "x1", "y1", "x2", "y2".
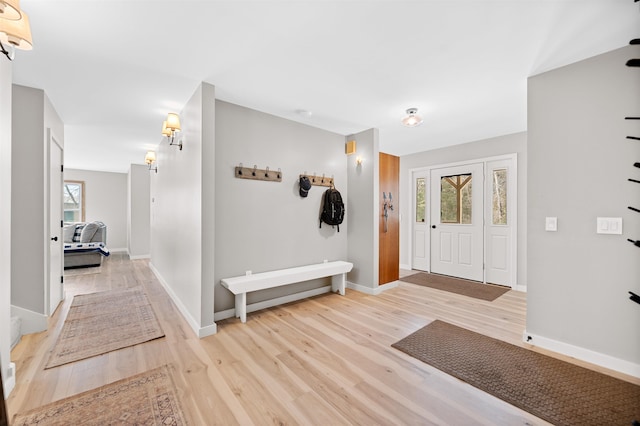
[{"x1": 221, "y1": 261, "x2": 353, "y2": 323}]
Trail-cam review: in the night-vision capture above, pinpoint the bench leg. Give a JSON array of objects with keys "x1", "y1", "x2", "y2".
[
  {"x1": 235, "y1": 293, "x2": 247, "y2": 323},
  {"x1": 331, "y1": 273, "x2": 346, "y2": 296}
]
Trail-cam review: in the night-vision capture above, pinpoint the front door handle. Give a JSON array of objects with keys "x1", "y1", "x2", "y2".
[
  {"x1": 431, "y1": 225, "x2": 436, "y2": 229},
  {"x1": 51, "y1": 236, "x2": 58, "y2": 241}
]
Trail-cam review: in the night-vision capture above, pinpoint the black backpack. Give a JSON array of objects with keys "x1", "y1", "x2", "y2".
[{"x1": 320, "y1": 188, "x2": 345, "y2": 232}]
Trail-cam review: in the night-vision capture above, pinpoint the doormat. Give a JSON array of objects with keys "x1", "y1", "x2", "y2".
[
  {"x1": 12, "y1": 365, "x2": 187, "y2": 425},
  {"x1": 45, "y1": 286, "x2": 165, "y2": 368},
  {"x1": 400, "y1": 272, "x2": 510, "y2": 301},
  {"x1": 392, "y1": 320, "x2": 640, "y2": 426}
]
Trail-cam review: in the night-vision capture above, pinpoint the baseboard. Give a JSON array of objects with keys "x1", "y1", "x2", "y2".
[
  {"x1": 148, "y1": 262, "x2": 217, "y2": 338},
  {"x1": 10, "y1": 305, "x2": 47, "y2": 335},
  {"x1": 110, "y1": 248, "x2": 128, "y2": 254},
  {"x1": 128, "y1": 253, "x2": 150, "y2": 260},
  {"x1": 514, "y1": 284, "x2": 527, "y2": 292},
  {"x1": 214, "y1": 285, "x2": 334, "y2": 322},
  {"x1": 2, "y1": 362, "x2": 16, "y2": 397},
  {"x1": 399, "y1": 263, "x2": 411, "y2": 271},
  {"x1": 523, "y1": 331, "x2": 640, "y2": 379},
  {"x1": 347, "y1": 280, "x2": 398, "y2": 295}
]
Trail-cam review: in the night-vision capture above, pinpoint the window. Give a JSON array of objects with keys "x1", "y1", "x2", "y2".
[
  {"x1": 415, "y1": 177, "x2": 426, "y2": 222},
  {"x1": 63, "y1": 181, "x2": 85, "y2": 222},
  {"x1": 440, "y1": 174, "x2": 472, "y2": 224},
  {"x1": 492, "y1": 169, "x2": 507, "y2": 225}
]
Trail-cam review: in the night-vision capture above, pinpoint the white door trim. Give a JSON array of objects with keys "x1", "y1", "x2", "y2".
[{"x1": 407, "y1": 153, "x2": 518, "y2": 288}]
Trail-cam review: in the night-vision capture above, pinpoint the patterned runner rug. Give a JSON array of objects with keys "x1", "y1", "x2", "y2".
[
  {"x1": 12, "y1": 365, "x2": 187, "y2": 425},
  {"x1": 45, "y1": 286, "x2": 165, "y2": 368},
  {"x1": 392, "y1": 320, "x2": 640, "y2": 426},
  {"x1": 400, "y1": 272, "x2": 510, "y2": 301}
]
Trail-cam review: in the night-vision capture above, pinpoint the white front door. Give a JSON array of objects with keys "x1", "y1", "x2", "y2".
[
  {"x1": 411, "y1": 171, "x2": 429, "y2": 271},
  {"x1": 48, "y1": 130, "x2": 63, "y2": 315},
  {"x1": 430, "y1": 163, "x2": 484, "y2": 281}
]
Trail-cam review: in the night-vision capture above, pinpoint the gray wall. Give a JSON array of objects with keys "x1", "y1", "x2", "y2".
[
  {"x1": 0, "y1": 56, "x2": 13, "y2": 393},
  {"x1": 11, "y1": 85, "x2": 64, "y2": 314},
  {"x1": 127, "y1": 164, "x2": 151, "y2": 258},
  {"x1": 399, "y1": 132, "x2": 528, "y2": 287},
  {"x1": 64, "y1": 169, "x2": 128, "y2": 250},
  {"x1": 527, "y1": 45, "x2": 640, "y2": 367},
  {"x1": 214, "y1": 101, "x2": 348, "y2": 311},
  {"x1": 346, "y1": 128, "x2": 379, "y2": 290}
]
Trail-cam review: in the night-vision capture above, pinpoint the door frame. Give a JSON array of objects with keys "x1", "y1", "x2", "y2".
[{"x1": 407, "y1": 153, "x2": 518, "y2": 288}]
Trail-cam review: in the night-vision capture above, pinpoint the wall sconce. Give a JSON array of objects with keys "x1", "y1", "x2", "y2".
[
  {"x1": 345, "y1": 140, "x2": 356, "y2": 155},
  {"x1": 162, "y1": 112, "x2": 182, "y2": 150},
  {"x1": 401, "y1": 108, "x2": 423, "y2": 127},
  {"x1": 356, "y1": 156, "x2": 363, "y2": 166},
  {"x1": 145, "y1": 151, "x2": 158, "y2": 173},
  {"x1": 0, "y1": 0, "x2": 33, "y2": 61}
]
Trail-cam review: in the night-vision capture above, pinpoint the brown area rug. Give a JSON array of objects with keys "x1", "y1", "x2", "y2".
[
  {"x1": 45, "y1": 286, "x2": 165, "y2": 369},
  {"x1": 64, "y1": 265, "x2": 102, "y2": 276},
  {"x1": 392, "y1": 320, "x2": 640, "y2": 426},
  {"x1": 12, "y1": 365, "x2": 187, "y2": 425},
  {"x1": 401, "y1": 272, "x2": 510, "y2": 301}
]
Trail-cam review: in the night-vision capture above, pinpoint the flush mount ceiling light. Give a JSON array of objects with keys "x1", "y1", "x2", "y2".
[
  {"x1": 401, "y1": 108, "x2": 423, "y2": 127},
  {"x1": 162, "y1": 112, "x2": 182, "y2": 150}
]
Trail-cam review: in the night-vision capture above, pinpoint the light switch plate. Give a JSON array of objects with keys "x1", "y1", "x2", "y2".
[
  {"x1": 545, "y1": 217, "x2": 557, "y2": 232},
  {"x1": 597, "y1": 217, "x2": 622, "y2": 234}
]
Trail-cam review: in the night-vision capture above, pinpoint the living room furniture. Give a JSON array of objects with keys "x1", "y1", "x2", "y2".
[{"x1": 63, "y1": 221, "x2": 109, "y2": 269}]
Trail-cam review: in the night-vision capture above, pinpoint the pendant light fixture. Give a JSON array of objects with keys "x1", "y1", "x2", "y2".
[
  {"x1": 401, "y1": 108, "x2": 423, "y2": 127},
  {"x1": 0, "y1": 0, "x2": 21, "y2": 20}
]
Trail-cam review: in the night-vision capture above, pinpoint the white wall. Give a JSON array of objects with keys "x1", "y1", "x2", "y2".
[
  {"x1": 214, "y1": 101, "x2": 348, "y2": 311},
  {"x1": 527, "y1": 45, "x2": 640, "y2": 376},
  {"x1": 151, "y1": 82, "x2": 213, "y2": 335},
  {"x1": 127, "y1": 164, "x2": 150, "y2": 258},
  {"x1": 346, "y1": 129, "x2": 379, "y2": 291},
  {"x1": 399, "y1": 132, "x2": 528, "y2": 287},
  {"x1": 64, "y1": 169, "x2": 128, "y2": 250},
  {"x1": 0, "y1": 56, "x2": 14, "y2": 396}
]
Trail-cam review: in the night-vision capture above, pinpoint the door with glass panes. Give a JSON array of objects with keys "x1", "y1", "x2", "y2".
[{"x1": 430, "y1": 163, "x2": 484, "y2": 282}]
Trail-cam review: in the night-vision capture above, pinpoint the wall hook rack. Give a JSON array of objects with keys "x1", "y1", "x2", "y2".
[
  {"x1": 299, "y1": 173, "x2": 334, "y2": 188},
  {"x1": 235, "y1": 164, "x2": 282, "y2": 182}
]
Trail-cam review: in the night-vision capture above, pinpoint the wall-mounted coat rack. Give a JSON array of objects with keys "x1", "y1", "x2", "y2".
[
  {"x1": 235, "y1": 164, "x2": 282, "y2": 182},
  {"x1": 300, "y1": 173, "x2": 334, "y2": 188}
]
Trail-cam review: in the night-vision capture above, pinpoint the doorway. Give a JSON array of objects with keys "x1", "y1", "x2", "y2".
[{"x1": 410, "y1": 155, "x2": 517, "y2": 287}]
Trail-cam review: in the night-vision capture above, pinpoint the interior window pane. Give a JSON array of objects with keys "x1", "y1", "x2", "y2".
[
  {"x1": 492, "y1": 168, "x2": 507, "y2": 225},
  {"x1": 416, "y1": 178, "x2": 426, "y2": 222},
  {"x1": 64, "y1": 181, "x2": 84, "y2": 223}
]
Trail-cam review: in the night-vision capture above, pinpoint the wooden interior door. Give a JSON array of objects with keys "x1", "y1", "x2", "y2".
[{"x1": 379, "y1": 152, "x2": 399, "y2": 284}]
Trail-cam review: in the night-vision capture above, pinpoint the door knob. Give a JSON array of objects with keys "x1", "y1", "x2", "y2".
[
  {"x1": 51, "y1": 236, "x2": 58, "y2": 241},
  {"x1": 431, "y1": 225, "x2": 436, "y2": 229}
]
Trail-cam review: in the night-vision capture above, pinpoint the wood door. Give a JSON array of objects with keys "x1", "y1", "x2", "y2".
[{"x1": 379, "y1": 152, "x2": 399, "y2": 284}]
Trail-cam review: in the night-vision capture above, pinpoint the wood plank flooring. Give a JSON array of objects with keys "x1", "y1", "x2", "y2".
[{"x1": 7, "y1": 254, "x2": 637, "y2": 425}]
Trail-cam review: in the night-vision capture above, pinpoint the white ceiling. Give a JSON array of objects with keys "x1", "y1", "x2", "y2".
[{"x1": 11, "y1": 0, "x2": 640, "y2": 173}]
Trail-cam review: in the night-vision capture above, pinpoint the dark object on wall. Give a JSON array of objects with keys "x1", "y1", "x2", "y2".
[
  {"x1": 319, "y1": 188, "x2": 345, "y2": 232},
  {"x1": 634, "y1": 162, "x2": 640, "y2": 168},
  {"x1": 626, "y1": 59, "x2": 640, "y2": 67},
  {"x1": 629, "y1": 291, "x2": 640, "y2": 305},
  {"x1": 627, "y1": 238, "x2": 640, "y2": 247},
  {"x1": 628, "y1": 136, "x2": 640, "y2": 140},
  {"x1": 299, "y1": 176, "x2": 311, "y2": 197},
  {"x1": 629, "y1": 206, "x2": 640, "y2": 213}
]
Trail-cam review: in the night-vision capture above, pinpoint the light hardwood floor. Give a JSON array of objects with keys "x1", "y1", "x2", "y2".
[{"x1": 7, "y1": 254, "x2": 638, "y2": 425}]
